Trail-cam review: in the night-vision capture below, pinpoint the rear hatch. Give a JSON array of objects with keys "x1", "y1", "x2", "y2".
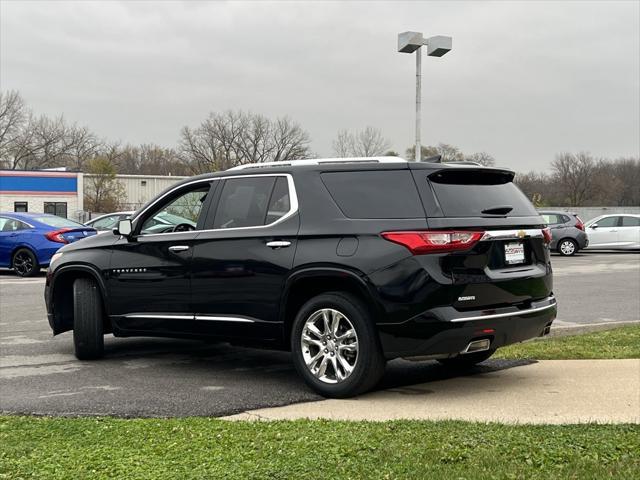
[{"x1": 411, "y1": 165, "x2": 552, "y2": 311}]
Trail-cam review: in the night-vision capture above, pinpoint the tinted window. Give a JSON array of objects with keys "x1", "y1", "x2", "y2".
[
  {"x1": 621, "y1": 216, "x2": 640, "y2": 227},
  {"x1": 265, "y1": 177, "x2": 291, "y2": 224},
  {"x1": 35, "y1": 216, "x2": 83, "y2": 228},
  {"x1": 428, "y1": 170, "x2": 537, "y2": 217},
  {"x1": 141, "y1": 184, "x2": 210, "y2": 234},
  {"x1": 595, "y1": 216, "x2": 618, "y2": 228},
  {"x1": 213, "y1": 177, "x2": 276, "y2": 229},
  {"x1": 14, "y1": 202, "x2": 28, "y2": 212},
  {"x1": 321, "y1": 171, "x2": 424, "y2": 219}
]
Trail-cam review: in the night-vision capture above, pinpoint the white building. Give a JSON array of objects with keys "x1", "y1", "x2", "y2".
[{"x1": 1, "y1": 170, "x2": 187, "y2": 221}]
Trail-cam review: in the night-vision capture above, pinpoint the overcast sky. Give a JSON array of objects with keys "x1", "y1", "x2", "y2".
[{"x1": 1, "y1": 0, "x2": 638, "y2": 171}]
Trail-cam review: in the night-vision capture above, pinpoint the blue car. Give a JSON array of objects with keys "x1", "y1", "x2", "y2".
[{"x1": 0, "y1": 212, "x2": 97, "y2": 277}]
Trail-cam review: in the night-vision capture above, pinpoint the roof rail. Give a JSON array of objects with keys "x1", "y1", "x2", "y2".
[
  {"x1": 443, "y1": 161, "x2": 482, "y2": 166},
  {"x1": 227, "y1": 157, "x2": 407, "y2": 171}
]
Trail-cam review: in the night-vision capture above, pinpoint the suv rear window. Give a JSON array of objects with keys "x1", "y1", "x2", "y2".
[
  {"x1": 428, "y1": 169, "x2": 537, "y2": 217},
  {"x1": 321, "y1": 170, "x2": 424, "y2": 219}
]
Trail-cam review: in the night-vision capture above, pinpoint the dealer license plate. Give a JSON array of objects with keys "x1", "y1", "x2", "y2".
[{"x1": 504, "y1": 242, "x2": 525, "y2": 265}]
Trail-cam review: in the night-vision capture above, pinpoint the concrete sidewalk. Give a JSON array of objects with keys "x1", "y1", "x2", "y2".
[{"x1": 225, "y1": 359, "x2": 640, "y2": 424}]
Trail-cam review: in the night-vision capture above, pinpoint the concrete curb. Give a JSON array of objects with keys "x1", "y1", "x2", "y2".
[{"x1": 224, "y1": 359, "x2": 640, "y2": 424}]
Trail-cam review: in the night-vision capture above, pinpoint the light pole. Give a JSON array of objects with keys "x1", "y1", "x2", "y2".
[{"x1": 398, "y1": 32, "x2": 452, "y2": 162}]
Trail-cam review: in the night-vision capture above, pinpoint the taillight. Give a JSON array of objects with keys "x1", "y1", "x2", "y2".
[
  {"x1": 575, "y1": 217, "x2": 585, "y2": 231},
  {"x1": 45, "y1": 228, "x2": 72, "y2": 244},
  {"x1": 381, "y1": 230, "x2": 484, "y2": 254},
  {"x1": 542, "y1": 227, "x2": 552, "y2": 244}
]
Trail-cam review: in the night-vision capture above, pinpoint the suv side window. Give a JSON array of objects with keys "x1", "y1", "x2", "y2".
[
  {"x1": 139, "y1": 183, "x2": 212, "y2": 235},
  {"x1": 212, "y1": 176, "x2": 279, "y2": 229},
  {"x1": 322, "y1": 170, "x2": 424, "y2": 219}
]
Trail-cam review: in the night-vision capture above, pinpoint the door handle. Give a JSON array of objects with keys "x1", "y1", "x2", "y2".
[
  {"x1": 168, "y1": 245, "x2": 190, "y2": 252},
  {"x1": 266, "y1": 240, "x2": 291, "y2": 249}
]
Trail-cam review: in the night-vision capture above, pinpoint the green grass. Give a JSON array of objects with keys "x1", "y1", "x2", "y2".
[
  {"x1": 494, "y1": 324, "x2": 640, "y2": 360},
  {"x1": 1, "y1": 417, "x2": 638, "y2": 479}
]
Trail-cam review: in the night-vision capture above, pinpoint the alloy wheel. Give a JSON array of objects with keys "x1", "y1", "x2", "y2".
[
  {"x1": 13, "y1": 252, "x2": 34, "y2": 276},
  {"x1": 300, "y1": 308, "x2": 359, "y2": 384}
]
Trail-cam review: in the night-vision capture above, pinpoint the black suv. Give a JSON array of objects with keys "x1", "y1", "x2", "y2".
[{"x1": 45, "y1": 158, "x2": 557, "y2": 397}]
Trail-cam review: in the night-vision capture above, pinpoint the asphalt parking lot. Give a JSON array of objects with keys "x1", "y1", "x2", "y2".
[{"x1": 1, "y1": 252, "x2": 638, "y2": 417}]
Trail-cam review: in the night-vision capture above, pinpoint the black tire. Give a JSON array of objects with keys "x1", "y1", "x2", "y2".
[
  {"x1": 73, "y1": 278, "x2": 104, "y2": 360},
  {"x1": 12, "y1": 248, "x2": 39, "y2": 277},
  {"x1": 291, "y1": 292, "x2": 386, "y2": 398},
  {"x1": 557, "y1": 238, "x2": 578, "y2": 256},
  {"x1": 438, "y1": 349, "x2": 496, "y2": 369}
]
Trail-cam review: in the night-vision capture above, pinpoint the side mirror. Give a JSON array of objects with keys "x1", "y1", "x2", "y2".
[
  {"x1": 590, "y1": 223, "x2": 598, "y2": 229},
  {"x1": 114, "y1": 219, "x2": 133, "y2": 237}
]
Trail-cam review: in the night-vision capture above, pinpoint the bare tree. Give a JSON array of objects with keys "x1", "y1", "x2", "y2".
[
  {"x1": 84, "y1": 156, "x2": 126, "y2": 213},
  {"x1": 65, "y1": 126, "x2": 103, "y2": 171},
  {"x1": 467, "y1": 151, "x2": 496, "y2": 167},
  {"x1": 0, "y1": 90, "x2": 28, "y2": 166},
  {"x1": 332, "y1": 130, "x2": 355, "y2": 157},
  {"x1": 551, "y1": 152, "x2": 597, "y2": 206},
  {"x1": 180, "y1": 110, "x2": 311, "y2": 173},
  {"x1": 332, "y1": 126, "x2": 390, "y2": 157}
]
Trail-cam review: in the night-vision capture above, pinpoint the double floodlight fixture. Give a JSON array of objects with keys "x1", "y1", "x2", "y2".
[
  {"x1": 397, "y1": 31, "x2": 452, "y2": 162},
  {"x1": 397, "y1": 32, "x2": 452, "y2": 56}
]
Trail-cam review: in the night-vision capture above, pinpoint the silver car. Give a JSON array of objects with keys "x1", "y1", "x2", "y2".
[
  {"x1": 538, "y1": 211, "x2": 588, "y2": 256},
  {"x1": 584, "y1": 214, "x2": 640, "y2": 250}
]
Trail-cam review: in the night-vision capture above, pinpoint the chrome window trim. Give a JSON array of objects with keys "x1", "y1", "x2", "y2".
[
  {"x1": 480, "y1": 229, "x2": 544, "y2": 241},
  {"x1": 450, "y1": 302, "x2": 557, "y2": 323},
  {"x1": 131, "y1": 173, "x2": 298, "y2": 239}
]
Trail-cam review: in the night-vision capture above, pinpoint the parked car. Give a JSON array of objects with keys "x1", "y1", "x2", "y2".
[
  {"x1": 85, "y1": 211, "x2": 195, "y2": 234},
  {"x1": 584, "y1": 214, "x2": 640, "y2": 250},
  {"x1": 0, "y1": 213, "x2": 97, "y2": 277},
  {"x1": 84, "y1": 211, "x2": 133, "y2": 232},
  {"x1": 537, "y1": 210, "x2": 588, "y2": 256},
  {"x1": 45, "y1": 158, "x2": 557, "y2": 398}
]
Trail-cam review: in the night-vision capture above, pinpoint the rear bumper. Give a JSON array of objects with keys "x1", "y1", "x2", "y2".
[{"x1": 377, "y1": 295, "x2": 557, "y2": 359}]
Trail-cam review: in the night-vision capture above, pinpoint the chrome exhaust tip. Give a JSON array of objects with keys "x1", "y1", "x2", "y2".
[
  {"x1": 541, "y1": 325, "x2": 551, "y2": 337},
  {"x1": 461, "y1": 339, "x2": 491, "y2": 354}
]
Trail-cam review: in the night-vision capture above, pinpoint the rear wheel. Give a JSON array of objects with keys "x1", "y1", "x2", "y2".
[
  {"x1": 12, "y1": 249, "x2": 39, "y2": 277},
  {"x1": 438, "y1": 349, "x2": 496, "y2": 369},
  {"x1": 557, "y1": 238, "x2": 577, "y2": 256},
  {"x1": 73, "y1": 278, "x2": 104, "y2": 360},
  {"x1": 291, "y1": 292, "x2": 385, "y2": 398}
]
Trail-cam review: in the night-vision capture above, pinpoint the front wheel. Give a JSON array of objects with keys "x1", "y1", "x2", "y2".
[
  {"x1": 12, "y1": 249, "x2": 39, "y2": 277},
  {"x1": 291, "y1": 292, "x2": 386, "y2": 398},
  {"x1": 557, "y1": 238, "x2": 578, "y2": 256},
  {"x1": 73, "y1": 278, "x2": 104, "y2": 360}
]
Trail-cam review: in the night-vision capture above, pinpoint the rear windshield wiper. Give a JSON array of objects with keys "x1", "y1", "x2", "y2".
[{"x1": 481, "y1": 205, "x2": 513, "y2": 215}]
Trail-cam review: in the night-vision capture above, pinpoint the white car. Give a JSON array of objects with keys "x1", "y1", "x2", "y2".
[
  {"x1": 584, "y1": 214, "x2": 640, "y2": 250},
  {"x1": 84, "y1": 211, "x2": 133, "y2": 233}
]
